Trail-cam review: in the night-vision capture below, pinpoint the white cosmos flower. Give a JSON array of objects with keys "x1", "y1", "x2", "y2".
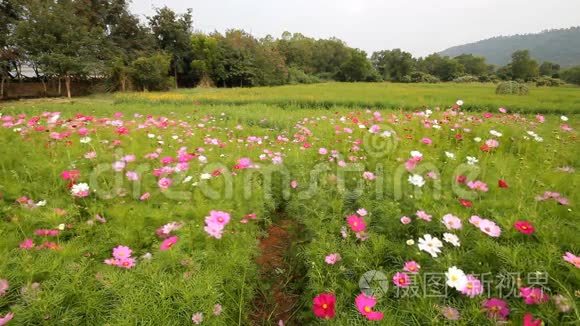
[
  {"x1": 466, "y1": 156, "x2": 478, "y2": 165},
  {"x1": 147, "y1": 133, "x2": 156, "y2": 139},
  {"x1": 200, "y1": 173, "x2": 211, "y2": 180},
  {"x1": 443, "y1": 233, "x2": 461, "y2": 247},
  {"x1": 408, "y1": 174, "x2": 425, "y2": 187},
  {"x1": 534, "y1": 136, "x2": 543, "y2": 142},
  {"x1": 445, "y1": 151, "x2": 455, "y2": 159},
  {"x1": 473, "y1": 137, "x2": 482, "y2": 142},
  {"x1": 561, "y1": 116, "x2": 568, "y2": 121},
  {"x1": 36, "y1": 200, "x2": 47, "y2": 207},
  {"x1": 58, "y1": 223, "x2": 66, "y2": 231},
  {"x1": 381, "y1": 130, "x2": 392, "y2": 138},
  {"x1": 445, "y1": 266, "x2": 468, "y2": 290},
  {"x1": 80, "y1": 137, "x2": 92, "y2": 144},
  {"x1": 418, "y1": 234, "x2": 443, "y2": 258},
  {"x1": 433, "y1": 124, "x2": 441, "y2": 130},
  {"x1": 410, "y1": 150, "x2": 423, "y2": 158},
  {"x1": 406, "y1": 239, "x2": 415, "y2": 246},
  {"x1": 456, "y1": 100, "x2": 464, "y2": 106},
  {"x1": 198, "y1": 156, "x2": 207, "y2": 164},
  {"x1": 490, "y1": 130, "x2": 502, "y2": 137},
  {"x1": 182, "y1": 176, "x2": 193, "y2": 183}
]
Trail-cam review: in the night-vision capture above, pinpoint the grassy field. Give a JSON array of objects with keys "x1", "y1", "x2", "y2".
[
  {"x1": 0, "y1": 87, "x2": 579, "y2": 325},
  {"x1": 115, "y1": 82, "x2": 580, "y2": 114}
]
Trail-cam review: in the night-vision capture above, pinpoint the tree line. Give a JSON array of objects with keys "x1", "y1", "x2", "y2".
[{"x1": 1, "y1": 1, "x2": 579, "y2": 98}]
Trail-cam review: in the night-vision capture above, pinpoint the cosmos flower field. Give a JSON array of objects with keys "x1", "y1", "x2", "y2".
[{"x1": 0, "y1": 90, "x2": 578, "y2": 325}]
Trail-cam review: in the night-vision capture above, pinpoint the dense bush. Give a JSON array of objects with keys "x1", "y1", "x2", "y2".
[
  {"x1": 287, "y1": 67, "x2": 321, "y2": 84},
  {"x1": 452, "y1": 75, "x2": 479, "y2": 83},
  {"x1": 401, "y1": 72, "x2": 440, "y2": 83},
  {"x1": 534, "y1": 76, "x2": 565, "y2": 87},
  {"x1": 561, "y1": 66, "x2": 580, "y2": 85},
  {"x1": 130, "y1": 53, "x2": 173, "y2": 91},
  {"x1": 495, "y1": 81, "x2": 529, "y2": 95}
]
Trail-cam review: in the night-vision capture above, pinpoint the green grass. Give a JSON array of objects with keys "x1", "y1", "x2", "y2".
[
  {"x1": 115, "y1": 82, "x2": 580, "y2": 114},
  {"x1": 0, "y1": 93, "x2": 578, "y2": 325}
]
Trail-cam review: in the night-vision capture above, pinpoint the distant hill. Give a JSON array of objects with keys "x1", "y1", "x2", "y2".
[{"x1": 439, "y1": 27, "x2": 580, "y2": 68}]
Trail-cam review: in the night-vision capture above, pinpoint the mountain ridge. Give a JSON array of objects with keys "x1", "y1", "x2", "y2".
[{"x1": 438, "y1": 27, "x2": 580, "y2": 67}]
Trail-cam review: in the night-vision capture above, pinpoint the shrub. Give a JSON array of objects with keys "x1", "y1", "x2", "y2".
[
  {"x1": 288, "y1": 67, "x2": 321, "y2": 84},
  {"x1": 535, "y1": 76, "x2": 565, "y2": 87},
  {"x1": 452, "y1": 75, "x2": 479, "y2": 83},
  {"x1": 495, "y1": 81, "x2": 529, "y2": 95},
  {"x1": 130, "y1": 53, "x2": 173, "y2": 91},
  {"x1": 402, "y1": 72, "x2": 440, "y2": 83},
  {"x1": 561, "y1": 66, "x2": 580, "y2": 85}
]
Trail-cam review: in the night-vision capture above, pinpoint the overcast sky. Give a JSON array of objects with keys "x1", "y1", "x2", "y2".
[{"x1": 129, "y1": 0, "x2": 580, "y2": 57}]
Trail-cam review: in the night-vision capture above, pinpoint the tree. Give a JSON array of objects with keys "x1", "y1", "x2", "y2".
[
  {"x1": 130, "y1": 53, "x2": 172, "y2": 91},
  {"x1": 419, "y1": 54, "x2": 464, "y2": 81},
  {"x1": 454, "y1": 54, "x2": 487, "y2": 76},
  {"x1": 561, "y1": 66, "x2": 580, "y2": 85},
  {"x1": 509, "y1": 50, "x2": 539, "y2": 81},
  {"x1": 14, "y1": 0, "x2": 106, "y2": 98},
  {"x1": 337, "y1": 49, "x2": 374, "y2": 82},
  {"x1": 0, "y1": 0, "x2": 23, "y2": 98},
  {"x1": 149, "y1": 7, "x2": 193, "y2": 88},
  {"x1": 539, "y1": 61, "x2": 560, "y2": 77},
  {"x1": 371, "y1": 49, "x2": 415, "y2": 81}
]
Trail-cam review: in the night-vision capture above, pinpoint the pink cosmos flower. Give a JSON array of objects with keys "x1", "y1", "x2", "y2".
[
  {"x1": 34, "y1": 229, "x2": 60, "y2": 237},
  {"x1": 403, "y1": 261, "x2": 421, "y2": 274},
  {"x1": 347, "y1": 215, "x2": 366, "y2": 233},
  {"x1": 478, "y1": 219, "x2": 501, "y2": 237},
  {"x1": 205, "y1": 210, "x2": 231, "y2": 226},
  {"x1": 535, "y1": 114, "x2": 545, "y2": 123},
  {"x1": 392, "y1": 272, "x2": 411, "y2": 288},
  {"x1": 0, "y1": 312, "x2": 14, "y2": 325},
  {"x1": 325, "y1": 253, "x2": 342, "y2": 265},
  {"x1": 140, "y1": 192, "x2": 150, "y2": 201},
  {"x1": 191, "y1": 312, "x2": 203, "y2": 324},
  {"x1": 19, "y1": 239, "x2": 35, "y2": 250},
  {"x1": 318, "y1": 148, "x2": 328, "y2": 155},
  {"x1": 61, "y1": 170, "x2": 80, "y2": 181},
  {"x1": 563, "y1": 252, "x2": 580, "y2": 268},
  {"x1": 204, "y1": 223, "x2": 224, "y2": 239},
  {"x1": 356, "y1": 208, "x2": 368, "y2": 216},
  {"x1": 460, "y1": 275, "x2": 483, "y2": 298},
  {"x1": 416, "y1": 210, "x2": 432, "y2": 222},
  {"x1": 126, "y1": 171, "x2": 139, "y2": 181},
  {"x1": 116, "y1": 257, "x2": 136, "y2": 269},
  {"x1": 290, "y1": 180, "x2": 298, "y2": 189},
  {"x1": 158, "y1": 177, "x2": 172, "y2": 190},
  {"x1": 234, "y1": 157, "x2": 252, "y2": 169},
  {"x1": 421, "y1": 137, "x2": 432, "y2": 145},
  {"x1": 0, "y1": 279, "x2": 8, "y2": 297},
  {"x1": 483, "y1": 298, "x2": 509, "y2": 320},
  {"x1": 113, "y1": 245, "x2": 132, "y2": 259},
  {"x1": 400, "y1": 216, "x2": 411, "y2": 224},
  {"x1": 520, "y1": 287, "x2": 549, "y2": 305},
  {"x1": 405, "y1": 156, "x2": 421, "y2": 171},
  {"x1": 442, "y1": 214, "x2": 462, "y2": 230},
  {"x1": 485, "y1": 139, "x2": 499, "y2": 149},
  {"x1": 355, "y1": 293, "x2": 384, "y2": 321},
  {"x1": 440, "y1": 306, "x2": 460, "y2": 321},
  {"x1": 362, "y1": 171, "x2": 376, "y2": 180},
  {"x1": 213, "y1": 304, "x2": 222, "y2": 316},
  {"x1": 112, "y1": 161, "x2": 126, "y2": 172},
  {"x1": 84, "y1": 151, "x2": 97, "y2": 159},
  {"x1": 160, "y1": 236, "x2": 179, "y2": 251},
  {"x1": 469, "y1": 215, "x2": 482, "y2": 227},
  {"x1": 467, "y1": 180, "x2": 488, "y2": 192}
]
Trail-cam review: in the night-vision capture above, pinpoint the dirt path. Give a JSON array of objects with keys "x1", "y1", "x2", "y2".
[{"x1": 250, "y1": 218, "x2": 305, "y2": 325}]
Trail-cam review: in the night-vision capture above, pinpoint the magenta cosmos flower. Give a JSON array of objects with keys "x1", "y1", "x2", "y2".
[
  {"x1": 160, "y1": 236, "x2": 179, "y2": 251},
  {"x1": 0, "y1": 312, "x2": 14, "y2": 325},
  {"x1": 392, "y1": 272, "x2": 411, "y2": 288},
  {"x1": 113, "y1": 245, "x2": 132, "y2": 259},
  {"x1": 312, "y1": 293, "x2": 336, "y2": 319},
  {"x1": 520, "y1": 287, "x2": 549, "y2": 305},
  {"x1": 205, "y1": 210, "x2": 231, "y2": 226},
  {"x1": 482, "y1": 298, "x2": 509, "y2": 320},
  {"x1": 355, "y1": 293, "x2": 383, "y2": 321},
  {"x1": 347, "y1": 215, "x2": 366, "y2": 233}
]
